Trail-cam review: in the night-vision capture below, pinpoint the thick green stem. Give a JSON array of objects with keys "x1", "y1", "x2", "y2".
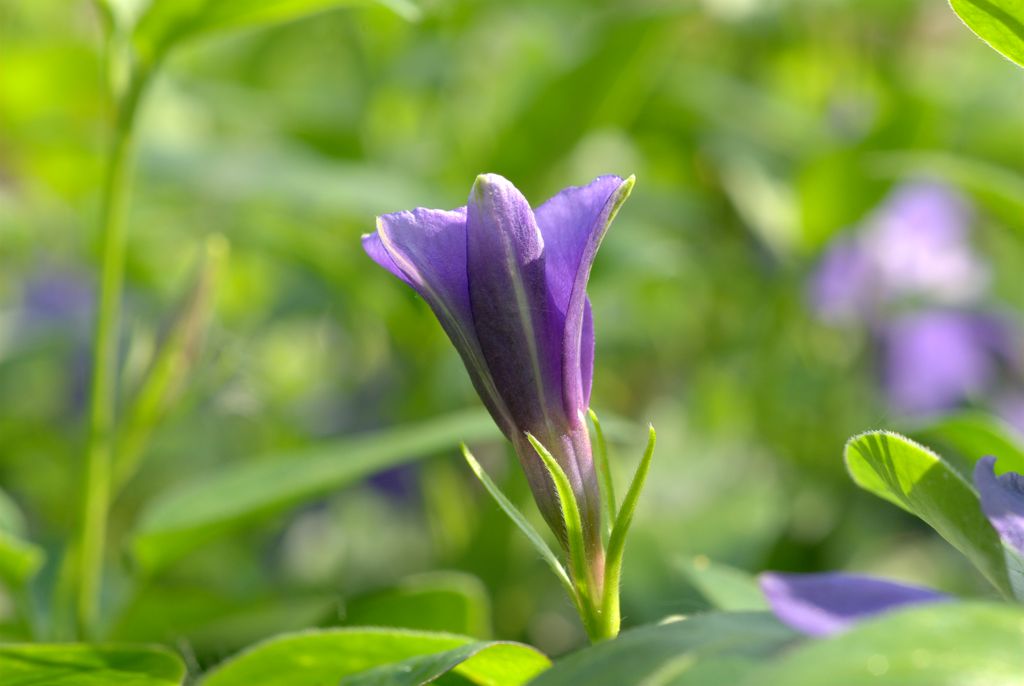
[{"x1": 77, "y1": 68, "x2": 148, "y2": 637}]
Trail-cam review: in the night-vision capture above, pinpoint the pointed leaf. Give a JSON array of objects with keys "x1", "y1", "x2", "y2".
[
  {"x1": 950, "y1": 0, "x2": 1024, "y2": 68},
  {"x1": 339, "y1": 641, "x2": 549, "y2": 686},
  {"x1": 844, "y1": 431, "x2": 1013, "y2": 596},
  {"x1": 461, "y1": 446, "x2": 575, "y2": 602},
  {"x1": 199, "y1": 628, "x2": 546, "y2": 686}
]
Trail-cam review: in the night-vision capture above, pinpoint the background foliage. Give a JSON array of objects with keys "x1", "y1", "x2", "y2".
[{"x1": 1, "y1": 0, "x2": 1023, "y2": 676}]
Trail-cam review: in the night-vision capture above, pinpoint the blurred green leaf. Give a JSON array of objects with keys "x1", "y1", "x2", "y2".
[
  {"x1": 0, "y1": 534, "x2": 45, "y2": 589},
  {"x1": 343, "y1": 572, "x2": 492, "y2": 638},
  {"x1": 526, "y1": 613, "x2": 795, "y2": 686},
  {"x1": 132, "y1": 409, "x2": 499, "y2": 572},
  {"x1": 678, "y1": 557, "x2": 768, "y2": 612},
  {"x1": 0, "y1": 488, "x2": 44, "y2": 588},
  {"x1": 744, "y1": 602, "x2": 1024, "y2": 685},
  {"x1": 844, "y1": 431, "x2": 1013, "y2": 596},
  {"x1": 133, "y1": 0, "x2": 420, "y2": 64},
  {"x1": 199, "y1": 628, "x2": 548, "y2": 686},
  {"x1": 950, "y1": 0, "x2": 1024, "y2": 68},
  {"x1": 911, "y1": 411, "x2": 1024, "y2": 474},
  {"x1": 115, "y1": 235, "x2": 228, "y2": 493},
  {"x1": 0, "y1": 643, "x2": 185, "y2": 686},
  {"x1": 339, "y1": 641, "x2": 549, "y2": 686},
  {"x1": 110, "y1": 586, "x2": 335, "y2": 651}
]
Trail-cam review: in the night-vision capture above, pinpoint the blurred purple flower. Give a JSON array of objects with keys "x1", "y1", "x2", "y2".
[
  {"x1": 363, "y1": 173, "x2": 634, "y2": 552},
  {"x1": 759, "y1": 572, "x2": 948, "y2": 637},
  {"x1": 879, "y1": 310, "x2": 1011, "y2": 416},
  {"x1": 864, "y1": 182, "x2": 986, "y2": 304},
  {"x1": 763, "y1": 456, "x2": 1024, "y2": 636},
  {"x1": 810, "y1": 181, "x2": 987, "y2": 322},
  {"x1": 21, "y1": 270, "x2": 94, "y2": 326}
]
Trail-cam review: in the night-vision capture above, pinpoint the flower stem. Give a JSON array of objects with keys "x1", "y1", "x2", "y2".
[{"x1": 76, "y1": 64, "x2": 148, "y2": 637}]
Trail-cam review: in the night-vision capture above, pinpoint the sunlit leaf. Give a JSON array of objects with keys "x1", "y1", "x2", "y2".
[
  {"x1": 340, "y1": 641, "x2": 549, "y2": 686},
  {"x1": 526, "y1": 613, "x2": 795, "y2": 686},
  {"x1": 133, "y1": 409, "x2": 499, "y2": 572},
  {"x1": 844, "y1": 431, "x2": 1014, "y2": 596},
  {"x1": 0, "y1": 644, "x2": 185, "y2": 686},
  {"x1": 950, "y1": 0, "x2": 1024, "y2": 68},
  {"x1": 199, "y1": 628, "x2": 548, "y2": 686},
  {"x1": 744, "y1": 602, "x2": 1024, "y2": 685}
]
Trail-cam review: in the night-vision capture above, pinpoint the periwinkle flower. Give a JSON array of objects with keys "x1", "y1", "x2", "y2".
[
  {"x1": 363, "y1": 174, "x2": 634, "y2": 574},
  {"x1": 879, "y1": 310, "x2": 1012, "y2": 416},
  {"x1": 762, "y1": 455, "x2": 1024, "y2": 636},
  {"x1": 809, "y1": 181, "x2": 987, "y2": 322}
]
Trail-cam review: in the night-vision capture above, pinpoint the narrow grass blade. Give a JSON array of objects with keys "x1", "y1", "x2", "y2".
[
  {"x1": 588, "y1": 408, "x2": 616, "y2": 538},
  {"x1": 602, "y1": 425, "x2": 657, "y2": 638},
  {"x1": 460, "y1": 445, "x2": 576, "y2": 602}
]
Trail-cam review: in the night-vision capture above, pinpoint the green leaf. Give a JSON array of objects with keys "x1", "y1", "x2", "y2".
[
  {"x1": 911, "y1": 411, "x2": 1024, "y2": 474},
  {"x1": 844, "y1": 431, "x2": 1013, "y2": 596},
  {"x1": 744, "y1": 602, "x2": 1024, "y2": 685},
  {"x1": 133, "y1": 0, "x2": 420, "y2": 65},
  {"x1": 0, "y1": 533, "x2": 45, "y2": 589},
  {"x1": 343, "y1": 572, "x2": 492, "y2": 638},
  {"x1": 526, "y1": 613, "x2": 795, "y2": 686},
  {"x1": 678, "y1": 556, "x2": 768, "y2": 612},
  {"x1": 133, "y1": 409, "x2": 499, "y2": 572},
  {"x1": 527, "y1": 433, "x2": 598, "y2": 637},
  {"x1": 339, "y1": 641, "x2": 550, "y2": 686},
  {"x1": 950, "y1": 0, "x2": 1024, "y2": 68},
  {"x1": 588, "y1": 408, "x2": 616, "y2": 538},
  {"x1": 460, "y1": 445, "x2": 576, "y2": 605},
  {"x1": 0, "y1": 644, "x2": 185, "y2": 686},
  {"x1": 601, "y1": 424, "x2": 656, "y2": 638},
  {"x1": 114, "y1": 234, "x2": 228, "y2": 493},
  {"x1": 200, "y1": 628, "x2": 548, "y2": 686},
  {"x1": 0, "y1": 488, "x2": 45, "y2": 587}
]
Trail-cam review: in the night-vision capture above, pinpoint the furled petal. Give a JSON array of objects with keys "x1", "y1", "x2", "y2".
[
  {"x1": 534, "y1": 175, "x2": 634, "y2": 417},
  {"x1": 467, "y1": 174, "x2": 563, "y2": 433},
  {"x1": 760, "y1": 572, "x2": 948, "y2": 637},
  {"x1": 974, "y1": 456, "x2": 1024, "y2": 557},
  {"x1": 366, "y1": 207, "x2": 515, "y2": 436},
  {"x1": 362, "y1": 231, "x2": 414, "y2": 289}
]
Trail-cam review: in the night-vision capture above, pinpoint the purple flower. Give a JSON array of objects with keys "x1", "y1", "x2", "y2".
[
  {"x1": 863, "y1": 182, "x2": 986, "y2": 304},
  {"x1": 809, "y1": 181, "x2": 987, "y2": 322},
  {"x1": 759, "y1": 572, "x2": 948, "y2": 637},
  {"x1": 878, "y1": 310, "x2": 1011, "y2": 416},
  {"x1": 763, "y1": 456, "x2": 1024, "y2": 636},
  {"x1": 362, "y1": 174, "x2": 634, "y2": 555},
  {"x1": 974, "y1": 456, "x2": 1024, "y2": 558}
]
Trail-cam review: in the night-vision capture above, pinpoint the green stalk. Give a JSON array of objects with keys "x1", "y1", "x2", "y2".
[{"x1": 77, "y1": 64, "x2": 149, "y2": 637}]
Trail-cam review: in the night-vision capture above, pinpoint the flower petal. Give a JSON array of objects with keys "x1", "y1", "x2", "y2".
[
  {"x1": 580, "y1": 299, "x2": 594, "y2": 407},
  {"x1": 974, "y1": 456, "x2": 1024, "y2": 558},
  {"x1": 369, "y1": 206, "x2": 515, "y2": 436},
  {"x1": 760, "y1": 572, "x2": 948, "y2": 637},
  {"x1": 467, "y1": 173, "x2": 563, "y2": 432},
  {"x1": 535, "y1": 175, "x2": 633, "y2": 418}
]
